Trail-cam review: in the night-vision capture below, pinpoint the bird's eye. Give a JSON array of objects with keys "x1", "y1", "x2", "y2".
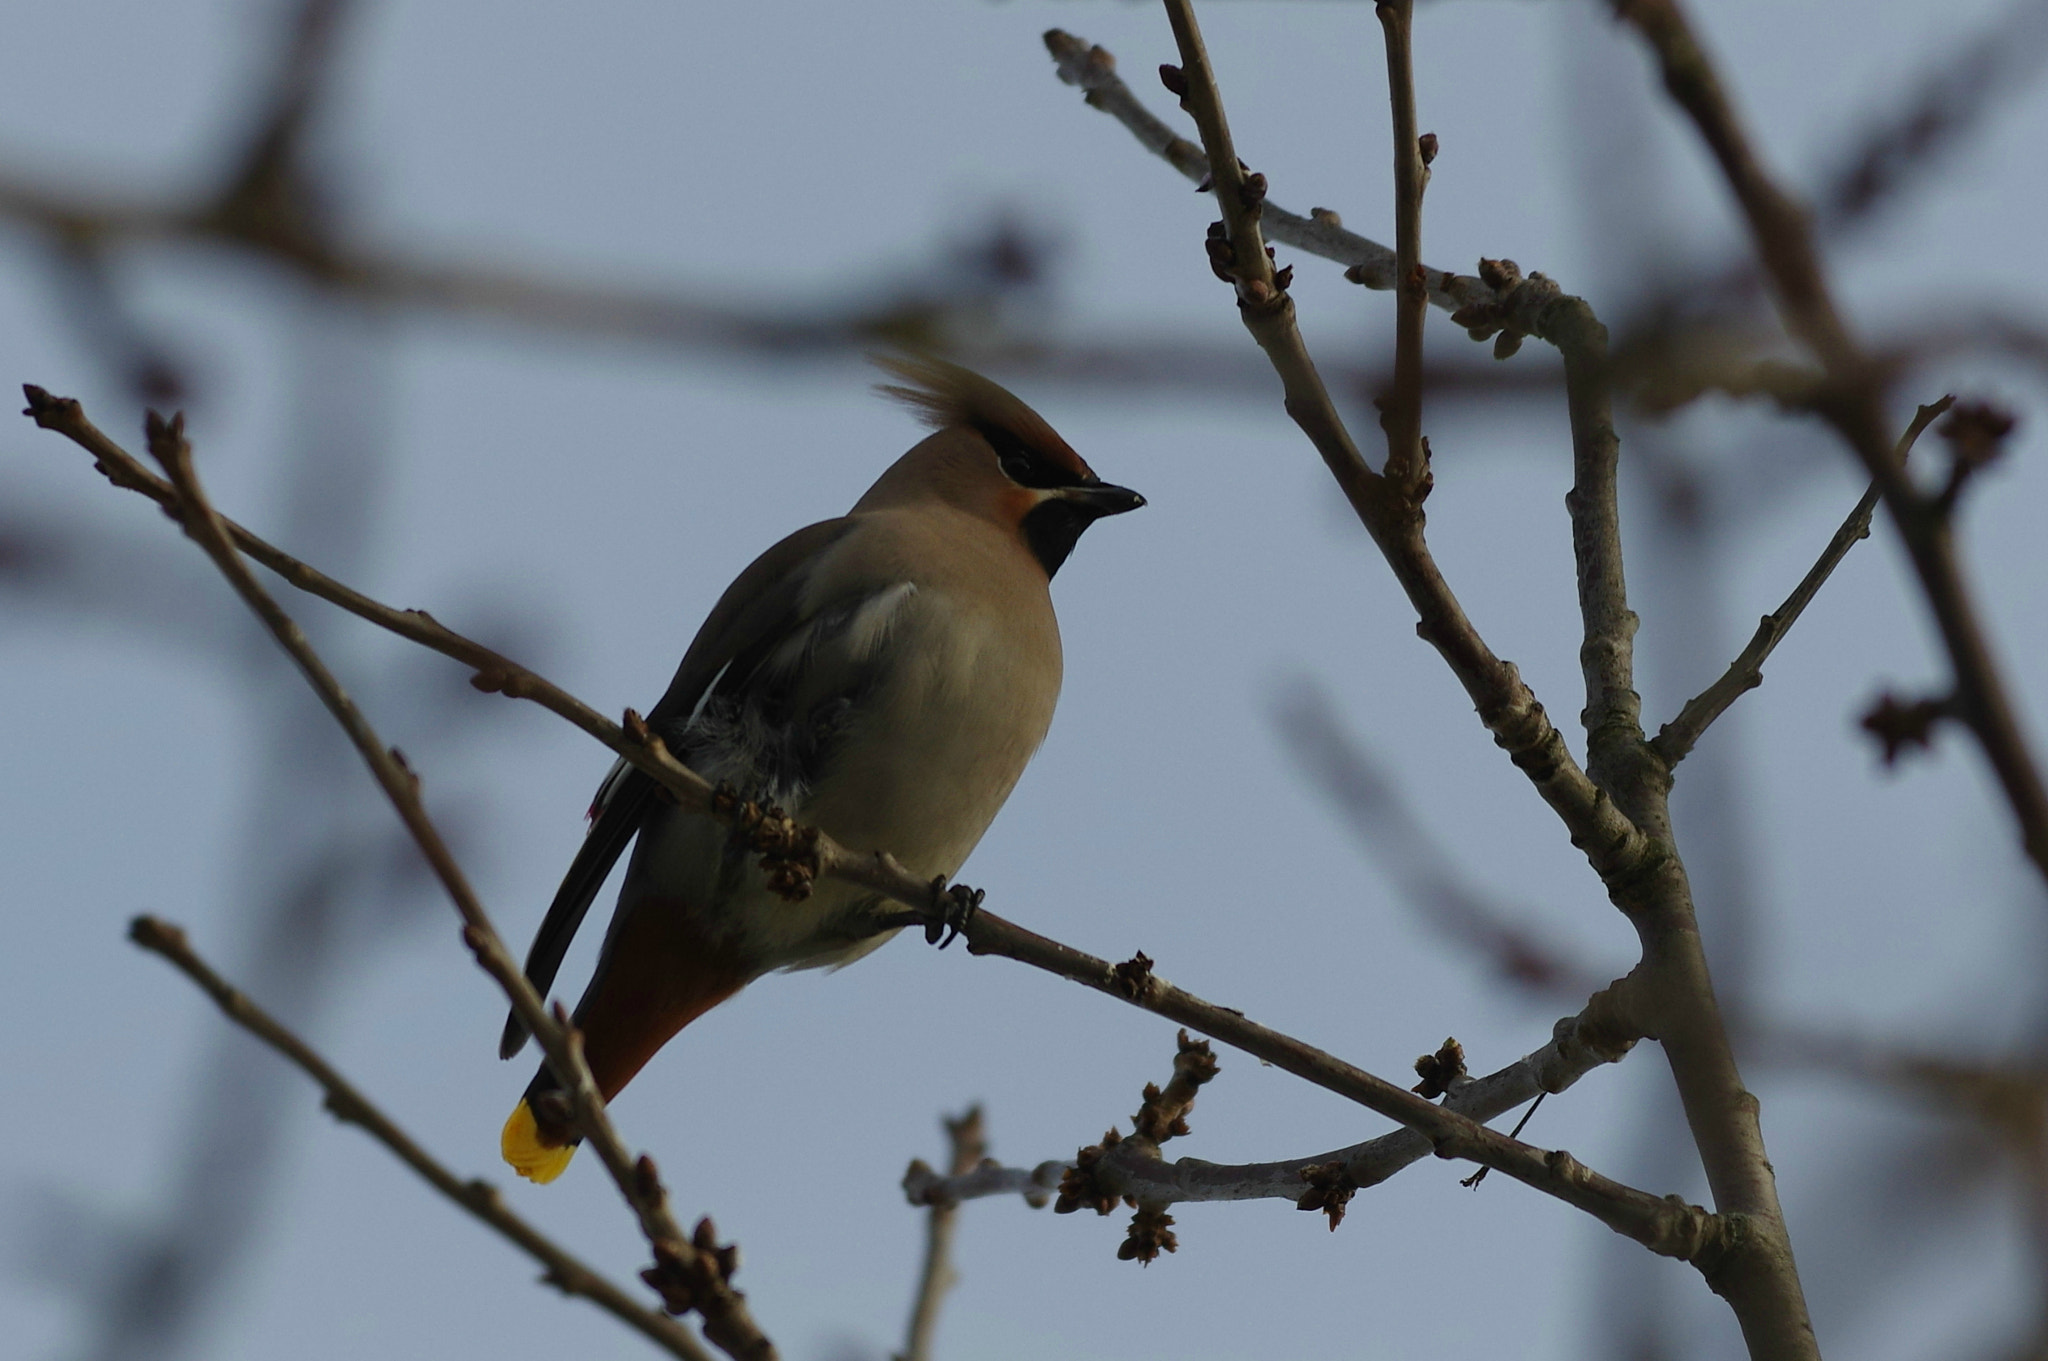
[{"x1": 1000, "y1": 452, "x2": 1035, "y2": 483}]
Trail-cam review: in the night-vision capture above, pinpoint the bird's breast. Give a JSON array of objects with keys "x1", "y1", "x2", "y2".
[
  {"x1": 637, "y1": 515, "x2": 1066, "y2": 974},
  {"x1": 800, "y1": 582, "x2": 1060, "y2": 877}
]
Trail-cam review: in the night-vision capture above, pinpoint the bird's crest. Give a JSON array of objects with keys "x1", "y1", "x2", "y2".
[{"x1": 873, "y1": 353, "x2": 1092, "y2": 480}]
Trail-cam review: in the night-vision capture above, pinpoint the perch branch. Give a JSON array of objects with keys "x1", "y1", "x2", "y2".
[
  {"x1": 126, "y1": 916, "x2": 715, "y2": 1361},
  {"x1": 932, "y1": 921, "x2": 1719, "y2": 1263},
  {"x1": 26, "y1": 388, "x2": 1700, "y2": 1261}
]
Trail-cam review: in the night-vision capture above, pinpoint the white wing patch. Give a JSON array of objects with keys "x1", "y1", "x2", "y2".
[
  {"x1": 842, "y1": 581, "x2": 918, "y2": 661},
  {"x1": 762, "y1": 580, "x2": 918, "y2": 677}
]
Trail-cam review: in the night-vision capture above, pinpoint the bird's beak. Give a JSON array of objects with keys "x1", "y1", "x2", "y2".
[{"x1": 1058, "y1": 481, "x2": 1146, "y2": 518}]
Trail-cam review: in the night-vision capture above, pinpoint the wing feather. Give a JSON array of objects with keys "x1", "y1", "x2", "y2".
[{"x1": 499, "y1": 516, "x2": 860, "y2": 1059}]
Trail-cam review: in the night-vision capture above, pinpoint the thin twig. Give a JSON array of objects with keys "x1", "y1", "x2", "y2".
[
  {"x1": 1055, "y1": 26, "x2": 1656, "y2": 911},
  {"x1": 1654, "y1": 396, "x2": 1956, "y2": 766},
  {"x1": 1106, "y1": 6, "x2": 1798, "y2": 1344},
  {"x1": 903, "y1": 1159, "x2": 1063, "y2": 1211},
  {"x1": 20, "y1": 385, "x2": 726, "y2": 812},
  {"x1": 1157, "y1": 0, "x2": 1380, "y2": 500},
  {"x1": 126, "y1": 916, "x2": 715, "y2": 1361},
  {"x1": 1053, "y1": 1032, "x2": 1221, "y2": 1261},
  {"x1": 1616, "y1": 0, "x2": 2048, "y2": 888},
  {"x1": 1373, "y1": 0, "x2": 1428, "y2": 495},
  {"x1": 1043, "y1": 27, "x2": 1614, "y2": 367},
  {"x1": 900, "y1": 977, "x2": 1641, "y2": 1215},
  {"x1": 935, "y1": 915, "x2": 1715, "y2": 1262},
  {"x1": 97, "y1": 399, "x2": 776, "y2": 1361},
  {"x1": 897, "y1": 1109, "x2": 987, "y2": 1361},
  {"x1": 1098, "y1": 981, "x2": 1639, "y2": 1212},
  {"x1": 1046, "y1": 27, "x2": 1482, "y2": 312}
]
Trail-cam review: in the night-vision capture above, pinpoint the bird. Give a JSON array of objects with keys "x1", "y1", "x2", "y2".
[{"x1": 499, "y1": 355, "x2": 1143, "y2": 1182}]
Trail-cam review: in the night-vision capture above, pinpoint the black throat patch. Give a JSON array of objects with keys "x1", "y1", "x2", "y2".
[{"x1": 1020, "y1": 497, "x2": 1096, "y2": 579}]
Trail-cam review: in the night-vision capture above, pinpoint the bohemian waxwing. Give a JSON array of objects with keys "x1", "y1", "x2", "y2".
[{"x1": 500, "y1": 355, "x2": 1143, "y2": 1181}]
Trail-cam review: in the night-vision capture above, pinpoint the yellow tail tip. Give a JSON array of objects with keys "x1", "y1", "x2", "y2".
[{"x1": 502, "y1": 1099, "x2": 576, "y2": 1184}]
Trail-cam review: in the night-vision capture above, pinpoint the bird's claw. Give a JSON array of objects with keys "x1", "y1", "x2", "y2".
[{"x1": 925, "y1": 877, "x2": 983, "y2": 949}]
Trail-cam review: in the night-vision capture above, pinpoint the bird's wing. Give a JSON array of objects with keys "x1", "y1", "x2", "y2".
[
  {"x1": 498, "y1": 517, "x2": 858, "y2": 1060},
  {"x1": 643, "y1": 517, "x2": 862, "y2": 731}
]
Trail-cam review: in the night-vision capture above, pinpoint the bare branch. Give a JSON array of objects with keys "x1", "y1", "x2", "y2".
[
  {"x1": 908, "y1": 981, "x2": 1641, "y2": 1241},
  {"x1": 1654, "y1": 396, "x2": 1956, "y2": 766},
  {"x1": 897, "y1": 1108, "x2": 987, "y2": 1361},
  {"x1": 126, "y1": 916, "x2": 715, "y2": 1361},
  {"x1": 1156, "y1": 0, "x2": 1381, "y2": 504},
  {"x1": 902, "y1": 1158, "x2": 1064, "y2": 1211},
  {"x1": 56, "y1": 395, "x2": 776, "y2": 1361},
  {"x1": 1814, "y1": 0, "x2": 2048, "y2": 236},
  {"x1": 1373, "y1": 0, "x2": 1429, "y2": 495},
  {"x1": 1122, "y1": 8, "x2": 1807, "y2": 1348},
  {"x1": 1047, "y1": 26, "x2": 1482, "y2": 312},
  {"x1": 1053, "y1": 26, "x2": 1656, "y2": 918},
  {"x1": 1054, "y1": 1031, "x2": 1220, "y2": 1262},
  {"x1": 0, "y1": 169, "x2": 992, "y2": 362},
  {"x1": 24, "y1": 387, "x2": 1700, "y2": 1262},
  {"x1": 1616, "y1": 0, "x2": 2048, "y2": 887},
  {"x1": 1559, "y1": 320, "x2": 1643, "y2": 797},
  {"x1": 203, "y1": 0, "x2": 355, "y2": 257},
  {"x1": 1043, "y1": 27, "x2": 1614, "y2": 368},
  {"x1": 944, "y1": 916, "x2": 1716, "y2": 1262},
  {"x1": 1103, "y1": 983, "x2": 1640, "y2": 1209}
]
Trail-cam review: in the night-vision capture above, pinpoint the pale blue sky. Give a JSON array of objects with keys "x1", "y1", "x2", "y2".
[{"x1": 4, "y1": 2, "x2": 2046, "y2": 1359}]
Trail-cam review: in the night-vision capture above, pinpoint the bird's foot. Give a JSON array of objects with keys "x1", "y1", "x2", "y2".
[{"x1": 925, "y1": 876, "x2": 983, "y2": 949}]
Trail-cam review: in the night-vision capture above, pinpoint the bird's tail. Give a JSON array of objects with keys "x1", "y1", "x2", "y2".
[{"x1": 501, "y1": 1099, "x2": 576, "y2": 1183}]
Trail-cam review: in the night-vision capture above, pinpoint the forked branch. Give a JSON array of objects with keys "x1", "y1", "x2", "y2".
[
  {"x1": 127, "y1": 916, "x2": 716, "y2": 1361},
  {"x1": 1616, "y1": 0, "x2": 2048, "y2": 885},
  {"x1": 24, "y1": 388, "x2": 1711, "y2": 1269},
  {"x1": 898, "y1": 1108, "x2": 989, "y2": 1361},
  {"x1": 44, "y1": 393, "x2": 778, "y2": 1361},
  {"x1": 1654, "y1": 396, "x2": 1956, "y2": 766}
]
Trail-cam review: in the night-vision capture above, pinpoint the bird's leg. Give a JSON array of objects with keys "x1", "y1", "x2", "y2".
[{"x1": 924, "y1": 876, "x2": 983, "y2": 949}]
